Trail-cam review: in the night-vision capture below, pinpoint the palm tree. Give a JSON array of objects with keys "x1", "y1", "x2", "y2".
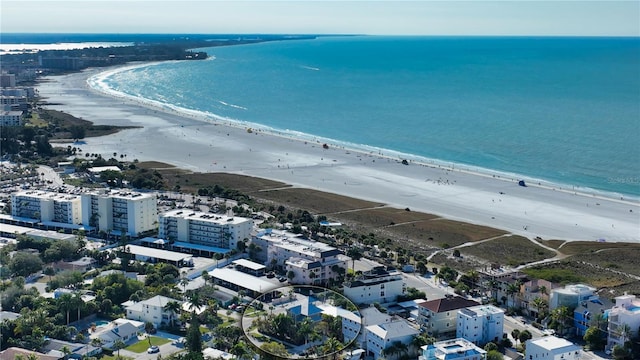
[
  {"x1": 531, "y1": 297, "x2": 548, "y2": 318},
  {"x1": 615, "y1": 323, "x2": 632, "y2": 344},
  {"x1": 163, "y1": 300, "x2": 182, "y2": 327},
  {"x1": 90, "y1": 337, "x2": 103, "y2": 349},
  {"x1": 538, "y1": 285, "x2": 548, "y2": 297},
  {"x1": 179, "y1": 276, "x2": 190, "y2": 294},
  {"x1": 321, "y1": 337, "x2": 343, "y2": 360},
  {"x1": 113, "y1": 339, "x2": 125, "y2": 358},
  {"x1": 186, "y1": 290, "x2": 205, "y2": 314},
  {"x1": 511, "y1": 329, "x2": 520, "y2": 346},
  {"x1": 506, "y1": 283, "x2": 520, "y2": 308},
  {"x1": 59, "y1": 293, "x2": 74, "y2": 325}
]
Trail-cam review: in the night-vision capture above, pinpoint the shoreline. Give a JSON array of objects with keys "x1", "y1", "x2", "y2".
[
  {"x1": 36, "y1": 66, "x2": 640, "y2": 243},
  {"x1": 86, "y1": 62, "x2": 640, "y2": 204}
]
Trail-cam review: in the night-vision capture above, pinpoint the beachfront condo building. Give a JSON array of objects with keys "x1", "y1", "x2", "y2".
[
  {"x1": 607, "y1": 294, "x2": 640, "y2": 352},
  {"x1": 420, "y1": 338, "x2": 487, "y2": 360},
  {"x1": 343, "y1": 266, "x2": 406, "y2": 306},
  {"x1": 417, "y1": 295, "x2": 480, "y2": 338},
  {"x1": 11, "y1": 190, "x2": 82, "y2": 225},
  {"x1": 1, "y1": 111, "x2": 23, "y2": 126},
  {"x1": 81, "y1": 190, "x2": 157, "y2": 236},
  {"x1": 159, "y1": 209, "x2": 253, "y2": 250},
  {"x1": 251, "y1": 229, "x2": 350, "y2": 285},
  {"x1": 525, "y1": 336, "x2": 581, "y2": 360},
  {"x1": 456, "y1": 305, "x2": 504, "y2": 346}
]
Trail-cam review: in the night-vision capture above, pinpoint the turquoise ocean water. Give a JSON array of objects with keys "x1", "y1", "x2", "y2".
[{"x1": 91, "y1": 36, "x2": 640, "y2": 198}]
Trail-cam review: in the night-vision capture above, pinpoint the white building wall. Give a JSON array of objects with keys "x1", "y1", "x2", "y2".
[
  {"x1": 525, "y1": 337, "x2": 582, "y2": 360},
  {"x1": 456, "y1": 305, "x2": 504, "y2": 346},
  {"x1": 343, "y1": 276, "x2": 405, "y2": 305}
]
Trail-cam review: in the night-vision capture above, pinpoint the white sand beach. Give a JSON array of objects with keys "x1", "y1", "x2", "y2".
[{"x1": 37, "y1": 68, "x2": 640, "y2": 243}]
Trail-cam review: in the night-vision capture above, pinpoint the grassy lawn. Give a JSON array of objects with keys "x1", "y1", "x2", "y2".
[
  {"x1": 124, "y1": 336, "x2": 171, "y2": 353},
  {"x1": 101, "y1": 355, "x2": 134, "y2": 360}
]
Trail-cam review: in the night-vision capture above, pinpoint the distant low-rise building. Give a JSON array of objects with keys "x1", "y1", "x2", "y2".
[
  {"x1": 574, "y1": 296, "x2": 612, "y2": 338},
  {"x1": 525, "y1": 336, "x2": 581, "y2": 360},
  {"x1": 420, "y1": 338, "x2": 487, "y2": 360}
]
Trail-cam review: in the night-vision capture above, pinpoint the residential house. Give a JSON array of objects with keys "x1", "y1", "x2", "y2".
[
  {"x1": 574, "y1": 296, "x2": 612, "y2": 338},
  {"x1": 364, "y1": 318, "x2": 419, "y2": 360},
  {"x1": 316, "y1": 303, "x2": 362, "y2": 344},
  {"x1": 89, "y1": 318, "x2": 144, "y2": 350},
  {"x1": 42, "y1": 338, "x2": 102, "y2": 359},
  {"x1": 549, "y1": 284, "x2": 596, "y2": 310},
  {"x1": 607, "y1": 293, "x2": 640, "y2": 352},
  {"x1": 350, "y1": 306, "x2": 393, "y2": 349},
  {"x1": 519, "y1": 278, "x2": 558, "y2": 317},
  {"x1": 456, "y1": 305, "x2": 504, "y2": 346},
  {"x1": 0, "y1": 347, "x2": 60, "y2": 360},
  {"x1": 343, "y1": 266, "x2": 405, "y2": 305},
  {"x1": 124, "y1": 295, "x2": 183, "y2": 327},
  {"x1": 418, "y1": 295, "x2": 480, "y2": 338},
  {"x1": 420, "y1": 338, "x2": 487, "y2": 360},
  {"x1": 525, "y1": 336, "x2": 581, "y2": 360}
]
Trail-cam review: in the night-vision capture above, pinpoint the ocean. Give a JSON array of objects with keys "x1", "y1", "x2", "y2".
[{"x1": 89, "y1": 36, "x2": 640, "y2": 198}]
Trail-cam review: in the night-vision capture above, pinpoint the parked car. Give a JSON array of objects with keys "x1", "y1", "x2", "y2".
[{"x1": 147, "y1": 345, "x2": 160, "y2": 354}]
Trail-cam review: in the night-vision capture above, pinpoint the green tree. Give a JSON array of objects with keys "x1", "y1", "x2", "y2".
[
  {"x1": 518, "y1": 330, "x2": 532, "y2": 347},
  {"x1": 163, "y1": 301, "x2": 182, "y2": 327},
  {"x1": 8, "y1": 252, "x2": 43, "y2": 277},
  {"x1": 185, "y1": 314, "x2": 202, "y2": 354},
  {"x1": 583, "y1": 326, "x2": 604, "y2": 351},
  {"x1": 486, "y1": 350, "x2": 504, "y2": 360}
]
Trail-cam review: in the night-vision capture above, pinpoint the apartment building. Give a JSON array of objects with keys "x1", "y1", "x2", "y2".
[
  {"x1": 420, "y1": 338, "x2": 487, "y2": 360},
  {"x1": 418, "y1": 295, "x2": 480, "y2": 338},
  {"x1": 607, "y1": 294, "x2": 640, "y2": 351},
  {"x1": 343, "y1": 266, "x2": 405, "y2": 305},
  {"x1": 252, "y1": 229, "x2": 349, "y2": 285},
  {"x1": 11, "y1": 190, "x2": 82, "y2": 225},
  {"x1": 456, "y1": 305, "x2": 504, "y2": 346},
  {"x1": 159, "y1": 209, "x2": 253, "y2": 250},
  {"x1": 0, "y1": 111, "x2": 22, "y2": 126},
  {"x1": 81, "y1": 190, "x2": 157, "y2": 236}
]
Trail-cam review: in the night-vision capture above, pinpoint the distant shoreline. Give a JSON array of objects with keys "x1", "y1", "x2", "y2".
[{"x1": 36, "y1": 67, "x2": 640, "y2": 243}]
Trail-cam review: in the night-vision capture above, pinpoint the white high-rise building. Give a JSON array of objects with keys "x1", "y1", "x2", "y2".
[
  {"x1": 81, "y1": 190, "x2": 157, "y2": 236},
  {"x1": 11, "y1": 190, "x2": 82, "y2": 225},
  {"x1": 456, "y1": 305, "x2": 504, "y2": 346},
  {"x1": 159, "y1": 209, "x2": 253, "y2": 250}
]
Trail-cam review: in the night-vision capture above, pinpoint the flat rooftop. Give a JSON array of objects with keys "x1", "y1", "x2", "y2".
[
  {"x1": 126, "y1": 245, "x2": 192, "y2": 262},
  {"x1": 209, "y1": 268, "x2": 278, "y2": 293},
  {"x1": 232, "y1": 259, "x2": 266, "y2": 271},
  {"x1": 161, "y1": 209, "x2": 251, "y2": 225}
]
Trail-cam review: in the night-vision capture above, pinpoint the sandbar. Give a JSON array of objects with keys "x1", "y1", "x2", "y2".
[{"x1": 36, "y1": 67, "x2": 640, "y2": 243}]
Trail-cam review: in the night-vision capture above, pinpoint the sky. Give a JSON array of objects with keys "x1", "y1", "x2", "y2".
[{"x1": 1, "y1": 1, "x2": 639, "y2": 36}]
